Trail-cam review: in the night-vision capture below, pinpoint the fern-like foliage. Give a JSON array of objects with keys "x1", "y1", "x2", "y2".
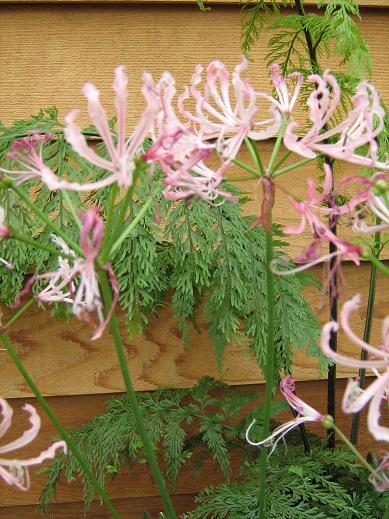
[
  {"x1": 0, "y1": 108, "x2": 324, "y2": 373},
  {"x1": 38, "y1": 377, "x2": 286, "y2": 510},
  {"x1": 185, "y1": 444, "x2": 389, "y2": 518}
]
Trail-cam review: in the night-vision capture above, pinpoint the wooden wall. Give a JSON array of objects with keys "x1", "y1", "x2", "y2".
[{"x1": 0, "y1": 1, "x2": 388, "y2": 517}]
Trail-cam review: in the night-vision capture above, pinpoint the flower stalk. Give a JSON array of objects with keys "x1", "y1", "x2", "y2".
[
  {"x1": 98, "y1": 270, "x2": 178, "y2": 519},
  {"x1": 257, "y1": 190, "x2": 276, "y2": 519},
  {"x1": 0, "y1": 332, "x2": 121, "y2": 519},
  {"x1": 350, "y1": 228, "x2": 381, "y2": 446}
]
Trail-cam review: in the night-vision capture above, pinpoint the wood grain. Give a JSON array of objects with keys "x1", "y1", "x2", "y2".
[
  {"x1": 0, "y1": 262, "x2": 388, "y2": 398},
  {"x1": 0, "y1": 5, "x2": 387, "y2": 128},
  {"x1": 0, "y1": 0, "x2": 387, "y2": 7},
  {"x1": 0, "y1": 379, "x2": 385, "y2": 510}
]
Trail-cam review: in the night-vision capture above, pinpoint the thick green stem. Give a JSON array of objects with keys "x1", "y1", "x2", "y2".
[
  {"x1": 350, "y1": 230, "x2": 380, "y2": 445},
  {"x1": 384, "y1": 504, "x2": 389, "y2": 519},
  {"x1": 98, "y1": 271, "x2": 178, "y2": 519},
  {"x1": 9, "y1": 184, "x2": 84, "y2": 257},
  {"x1": 0, "y1": 332, "x2": 121, "y2": 519},
  {"x1": 258, "y1": 204, "x2": 276, "y2": 519}
]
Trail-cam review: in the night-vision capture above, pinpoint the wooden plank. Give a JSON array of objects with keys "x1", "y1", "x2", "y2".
[
  {"x1": 0, "y1": 495, "x2": 197, "y2": 519},
  {"x1": 0, "y1": 0, "x2": 387, "y2": 7},
  {"x1": 0, "y1": 4, "x2": 387, "y2": 129},
  {"x1": 0, "y1": 262, "x2": 388, "y2": 398},
  {"x1": 0, "y1": 379, "x2": 385, "y2": 507}
]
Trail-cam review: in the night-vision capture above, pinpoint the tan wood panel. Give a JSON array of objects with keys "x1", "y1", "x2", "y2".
[
  {"x1": 0, "y1": 262, "x2": 388, "y2": 398},
  {"x1": 0, "y1": 379, "x2": 384, "y2": 507},
  {"x1": 0, "y1": 6, "x2": 387, "y2": 251},
  {"x1": 0, "y1": 0, "x2": 387, "y2": 7},
  {"x1": 0, "y1": 4, "x2": 387, "y2": 127},
  {"x1": 0, "y1": 495, "x2": 197, "y2": 519}
]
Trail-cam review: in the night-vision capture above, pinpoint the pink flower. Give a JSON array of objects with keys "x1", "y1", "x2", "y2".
[
  {"x1": 0, "y1": 398, "x2": 66, "y2": 490},
  {"x1": 14, "y1": 209, "x2": 118, "y2": 341},
  {"x1": 178, "y1": 58, "x2": 281, "y2": 161},
  {"x1": 284, "y1": 71, "x2": 388, "y2": 169},
  {"x1": 258, "y1": 63, "x2": 303, "y2": 115},
  {"x1": 142, "y1": 71, "x2": 211, "y2": 165},
  {"x1": 162, "y1": 153, "x2": 235, "y2": 203},
  {"x1": 246, "y1": 376, "x2": 325, "y2": 454},
  {"x1": 321, "y1": 294, "x2": 389, "y2": 442},
  {"x1": 277, "y1": 165, "x2": 363, "y2": 293},
  {"x1": 2, "y1": 133, "x2": 62, "y2": 189},
  {"x1": 64, "y1": 66, "x2": 159, "y2": 189}
]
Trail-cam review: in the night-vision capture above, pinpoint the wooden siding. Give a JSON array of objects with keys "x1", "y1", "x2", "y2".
[{"x1": 0, "y1": 1, "x2": 388, "y2": 516}]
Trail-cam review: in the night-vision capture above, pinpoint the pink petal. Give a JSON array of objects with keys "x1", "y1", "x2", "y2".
[{"x1": 0, "y1": 404, "x2": 40, "y2": 454}]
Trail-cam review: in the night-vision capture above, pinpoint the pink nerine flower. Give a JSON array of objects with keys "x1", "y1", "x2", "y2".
[
  {"x1": 15, "y1": 209, "x2": 119, "y2": 340},
  {"x1": 64, "y1": 65, "x2": 159, "y2": 189},
  {"x1": 284, "y1": 71, "x2": 388, "y2": 169},
  {"x1": 2, "y1": 133, "x2": 63, "y2": 189},
  {"x1": 142, "y1": 71, "x2": 233, "y2": 204},
  {"x1": 278, "y1": 165, "x2": 363, "y2": 292},
  {"x1": 258, "y1": 63, "x2": 303, "y2": 115},
  {"x1": 178, "y1": 58, "x2": 281, "y2": 161},
  {"x1": 246, "y1": 376, "x2": 325, "y2": 454},
  {"x1": 321, "y1": 294, "x2": 389, "y2": 442},
  {"x1": 0, "y1": 398, "x2": 66, "y2": 490}
]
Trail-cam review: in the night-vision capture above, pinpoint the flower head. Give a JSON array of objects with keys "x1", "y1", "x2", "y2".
[
  {"x1": 0, "y1": 398, "x2": 66, "y2": 490},
  {"x1": 321, "y1": 294, "x2": 389, "y2": 442},
  {"x1": 275, "y1": 164, "x2": 363, "y2": 294},
  {"x1": 284, "y1": 72, "x2": 388, "y2": 169},
  {"x1": 2, "y1": 133, "x2": 62, "y2": 189},
  {"x1": 246, "y1": 376, "x2": 325, "y2": 455},
  {"x1": 14, "y1": 209, "x2": 118, "y2": 340},
  {"x1": 178, "y1": 58, "x2": 281, "y2": 161},
  {"x1": 64, "y1": 66, "x2": 159, "y2": 189}
]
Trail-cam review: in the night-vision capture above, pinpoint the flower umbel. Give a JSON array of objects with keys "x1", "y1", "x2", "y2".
[{"x1": 0, "y1": 398, "x2": 66, "y2": 490}]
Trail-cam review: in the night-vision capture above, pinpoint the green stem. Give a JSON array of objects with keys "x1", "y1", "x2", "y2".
[
  {"x1": 110, "y1": 186, "x2": 160, "y2": 256},
  {"x1": 350, "y1": 229, "x2": 380, "y2": 445},
  {"x1": 100, "y1": 184, "x2": 135, "y2": 263},
  {"x1": 258, "y1": 201, "x2": 276, "y2": 519},
  {"x1": 98, "y1": 271, "x2": 178, "y2": 519},
  {"x1": 101, "y1": 183, "x2": 119, "y2": 254},
  {"x1": 363, "y1": 250, "x2": 389, "y2": 277},
  {"x1": 232, "y1": 157, "x2": 261, "y2": 177},
  {"x1": 9, "y1": 184, "x2": 84, "y2": 257},
  {"x1": 271, "y1": 150, "x2": 292, "y2": 173},
  {"x1": 384, "y1": 504, "x2": 389, "y2": 519},
  {"x1": 9, "y1": 231, "x2": 75, "y2": 261},
  {"x1": 3, "y1": 298, "x2": 34, "y2": 330},
  {"x1": 267, "y1": 118, "x2": 288, "y2": 175},
  {"x1": 331, "y1": 421, "x2": 376, "y2": 475},
  {"x1": 61, "y1": 190, "x2": 82, "y2": 231},
  {"x1": 272, "y1": 157, "x2": 316, "y2": 178},
  {"x1": 245, "y1": 137, "x2": 265, "y2": 176},
  {"x1": 0, "y1": 332, "x2": 121, "y2": 519}
]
